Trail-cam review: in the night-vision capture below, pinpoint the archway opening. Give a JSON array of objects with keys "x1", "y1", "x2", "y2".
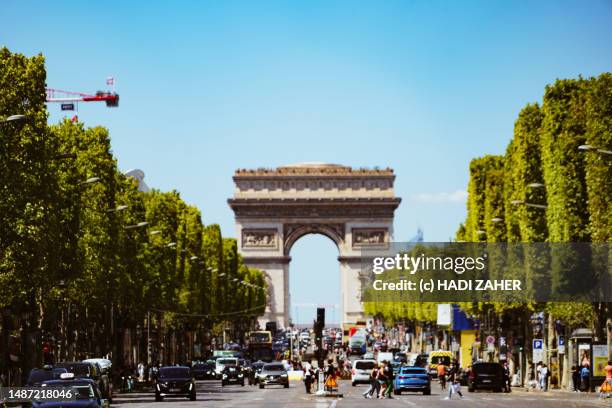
[{"x1": 289, "y1": 234, "x2": 341, "y2": 328}]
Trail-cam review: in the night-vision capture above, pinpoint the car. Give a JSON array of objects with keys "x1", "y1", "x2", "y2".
[
  {"x1": 191, "y1": 362, "x2": 215, "y2": 380},
  {"x1": 258, "y1": 363, "x2": 289, "y2": 389},
  {"x1": 26, "y1": 366, "x2": 68, "y2": 386},
  {"x1": 467, "y1": 362, "x2": 505, "y2": 392},
  {"x1": 55, "y1": 362, "x2": 111, "y2": 402},
  {"x1": 221, "y1": 364, "x2": 245, "y2": 386},
  {"x1": 390, "y1": 361, "x2": 402, "y2": 376},
  {"x1": 348, "y1": 334, "x2": 367, "y2": 355},
  {"x1": 393, "y1": 366, "x2": 431, "y2": 395},
  {"x1": 35, "y1": 374, "x2": 109, "y2": 408},
  {"x1": 154, "y1": 366, "x2": 196, "y2": 401},
  {"x1": 363, "y1": 352, "x2": 375, "y2": 360},
  {"x1": 351, "y1": 359, "x2": 376, "y2": 386},
  {"x1": 215, "y1": 357, "x2": 238, "y2": 379},
  {"x1": 393, "y1": 352, "x2": 408, "y2": 364}
]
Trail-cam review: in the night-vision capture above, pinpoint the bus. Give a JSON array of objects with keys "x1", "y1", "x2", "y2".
[
  {"x1": 342, "y1": 321, "x2": 367, "y2": 345},
  {"x1": 248, "y1": 331, "x2": 274, "y2": 362}
]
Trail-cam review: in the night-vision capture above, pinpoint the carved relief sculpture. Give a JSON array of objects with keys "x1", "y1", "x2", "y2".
[
  {"x1": 242, "y1": 229, "x2": 278, "y2": 249},
  {"x1": 352, "y1": 228, "x2": 388, "y2": 247}
]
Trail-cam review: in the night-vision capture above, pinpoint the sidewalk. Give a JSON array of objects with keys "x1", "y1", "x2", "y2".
[{"x1": 509, "y1": 386, "x2": 611, "y2": 405}]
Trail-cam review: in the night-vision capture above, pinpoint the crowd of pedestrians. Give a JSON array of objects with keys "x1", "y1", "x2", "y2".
[{"x1": 361, "y1": 360, "x2": 395, "y2": 399}]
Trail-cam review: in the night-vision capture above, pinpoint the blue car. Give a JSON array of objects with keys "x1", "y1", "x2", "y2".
[
  {"x1": 393, "y1": 366, "x2": 431, "y2": 395},
  {"x1": 34, "y1": 375, "x2": 110, "y2": 408}
]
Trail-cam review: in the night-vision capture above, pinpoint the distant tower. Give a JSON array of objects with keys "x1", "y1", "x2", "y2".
[
  {"x1": 409, "y1": 228, "x2": 424, "y2": 242},
  {"x1": 124, "y1": 169, "x2": 150, "y2": 192}
]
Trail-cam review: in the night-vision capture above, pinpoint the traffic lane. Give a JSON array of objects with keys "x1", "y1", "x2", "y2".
[
  {"x1": 113, "y1": 380, "x2": 335, "y2": 408},
  {"x1": 336, "y1": 380, "x2": 608, "y2": 407}
]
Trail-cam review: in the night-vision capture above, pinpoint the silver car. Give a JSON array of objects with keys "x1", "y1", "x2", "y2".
[{"x1": 351, "y1": 359, "x2": 376, "y2": 386}]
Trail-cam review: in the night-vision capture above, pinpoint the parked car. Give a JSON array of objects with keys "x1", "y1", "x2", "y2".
[
  {"x1": 34, "y1": 373, "x2": 109, "y2": 408},
  {"x1": 467, "y1": 362, "x2": 505, "y2": 392},
  {"x1": 393, "y1": 366, "x2": 431, "y2": 395},
  {"x1": 26, "y1": 366, "x2": 68, "y2": 386},
  {"x1": 154, "y1": 366, "x2": 196, "y2": 401},
  {"x1": 55, "y1": 362, "x2": 111, "y2": 402},
  {"x1": 258, "y1": 363, "x2": 289, "y2": 389},
  {"x1": 351, "y1": 359, "x2": 376, "y2": 386}
]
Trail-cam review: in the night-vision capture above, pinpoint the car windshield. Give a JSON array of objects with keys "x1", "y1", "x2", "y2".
[
  {"x1": 431, "y1": 356, "x2": 451, "y2": 365},
  {"x1": 218, "y1": 359, "x2": 237, "y2": 366},
  {"x1": 193, "y1": 364, "x2": 211, "y2": 370},
  {"x1": 401, "y1": 368, "x2": 427, "y2": 374},
  {"x1": 474, "y1": 364, "x2": 502, "y2": 374},
  {"x1": 263, "y1": 364, "x2": 284, "y2": 372},
  {"x1": 74, "y1": 385, "x2": 95, "y2": 400},
  {"x1": 29, "y1": 370, "x2": 55, "y2": 383},
  {"x1": 57, "y1": 364, "x2": 91, "y2": 377},
  {"x1": 160, "y1": 368, "x2": 190, "y2": 378},
  {"x1": 355, "y1": 361, "x2": 376, "y2": 370}
]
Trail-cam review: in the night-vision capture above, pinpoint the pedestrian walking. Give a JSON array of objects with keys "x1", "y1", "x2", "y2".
[
  {"x1": 600, "y1": 360, "x2": 612, "y2": 398},
  {"x1": 383, "y1": 361, "x2": 394, "y2": 398},
  {"x1": 444, "y1": 363, "x2": 463, "y2": 400},
  {"x1": 437, "y1": 362, "x2": 447, "y2": 391},
  {"x1": 502, "y1": 361, "x2": 511, "y2": 392},
  {"x1": 538, "y1": 363, "x2": 549, "y2": 391},
  {"x1": 303, "y1": 364, "x2": 313, "y2": 394},
  {"x1": 362, "y1": 363, "x2": 378, "y2": 398},
  {"x1": 377, "y1": 362, "x2": 388, "y2": 398},
  {"x1": 580, "y1": 363, "x2": 590, "y2": 392}
]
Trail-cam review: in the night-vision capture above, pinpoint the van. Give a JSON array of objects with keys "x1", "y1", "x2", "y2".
[
  {"x1": 427, "y1": 350, "x2": 453, "y2": 377},
  {"x1": 377, "y1": 352, "x2": 394, "y2": 364},
  {"x1": 348, "y1": 334, "x2": 367, "y2": 355}
]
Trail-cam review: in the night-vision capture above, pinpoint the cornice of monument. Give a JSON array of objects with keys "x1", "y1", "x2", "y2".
[{"x1": 233, "y1": 163, "x2": 395, "y2": 178}]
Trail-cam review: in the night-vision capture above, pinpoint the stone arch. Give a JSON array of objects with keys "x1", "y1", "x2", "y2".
[
  {"x1": 283, "y1": 223, "x2": 344, "y2": 256},
  {"x1": 228, "y1": 163, "x2": 400, "y2": 328}
]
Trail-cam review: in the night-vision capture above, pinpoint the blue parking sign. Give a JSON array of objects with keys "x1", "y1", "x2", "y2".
[{"x1": 533, "y1": 339, "x2": 543, "y2": 349}]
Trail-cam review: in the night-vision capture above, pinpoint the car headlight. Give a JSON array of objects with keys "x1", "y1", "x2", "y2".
[
  {"x1": 156, "y1": 384, "x2": 160, "y2": 391},
  {"x1": 222, "y1": 374, "x2": 227, "y2": 379},
  {"x1": 238, "y1": 374, "x2": 243, "y2": 377},
  {"x1": 281, "y1": 374, "x2": 288, "y2": 377},
  {"x1": 189, "y1": 383, "x2": 193, "y2": 390}
]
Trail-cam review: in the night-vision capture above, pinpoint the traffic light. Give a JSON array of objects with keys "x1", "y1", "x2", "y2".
[
  {"x1": 317, "y1": 307, "x2": 325, "y2": 328},
  {"x1": 315, "y1": 308, "x2": 325, "y2": 368}
]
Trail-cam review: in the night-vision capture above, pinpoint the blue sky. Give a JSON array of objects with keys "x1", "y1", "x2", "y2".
[{"x1": 2, "y1": 1, "x2": 611, "y2": 323}]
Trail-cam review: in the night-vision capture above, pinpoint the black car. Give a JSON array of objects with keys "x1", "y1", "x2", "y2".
[
  {"x1": 54, "y1": 362, "x2": 111, "y2": 402},
  {"x1": 258, "y1": 363, "x2": 289, "y2": 389},
  {"x1": 221, "y1": 365, "x2": 245, "y2": 386},
  {"x1": 191, "y1": 363, "x2": 215, "y2": 380},
  {"x1": 154, "y1": 366, "x2": 196, "y2": 401},
  {"x1": 34, "y1": 376, "x2": 109, "y2": 408},
  {"x1": 26, "y1": 366, "x2": 68, "y2": 386},
  {"x1": 467, "y1": 362, "x2": 505, "y2": 392}
]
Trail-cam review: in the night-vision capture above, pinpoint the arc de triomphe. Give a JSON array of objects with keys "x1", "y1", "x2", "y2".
[{"x1": 228, "y1": 163, "x2": 401, "y2": 328}]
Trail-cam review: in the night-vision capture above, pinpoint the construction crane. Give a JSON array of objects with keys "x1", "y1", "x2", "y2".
[{"x1": 46, "y1": 77, "x2": 119, "y2": 111}]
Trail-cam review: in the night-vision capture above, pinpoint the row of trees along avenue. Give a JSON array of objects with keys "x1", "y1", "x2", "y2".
[
  {"x1": 365, "y1": 74, "x2": 611, "y2": 387},
  {"x1": 0, "y1": 48, "x2": 267, "y2": 383}
]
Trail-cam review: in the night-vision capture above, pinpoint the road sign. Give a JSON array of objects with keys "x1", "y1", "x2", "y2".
[
  {"x1": 532, "y1": 339, "x2": 544, "y2": 363},
  {"x1": 499, "y1": 336, "x2": 506, "y2": 347},
  {"x1": 61, "y1": 103, "x2": 75, "y2": 111},
  {"x1": 558, "y1": 336, "x2": 565, "y2": 354},
  {"x1": 437, "y1": 304, "x2": 452, "y2": 326},
  {"x1": 486, "y1": 335, "x2": 495, "y2": 344}
]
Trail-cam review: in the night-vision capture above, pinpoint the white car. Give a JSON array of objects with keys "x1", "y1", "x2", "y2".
[{"x1": 351, "y1": 359, "x2": 376, "y2": 386}]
